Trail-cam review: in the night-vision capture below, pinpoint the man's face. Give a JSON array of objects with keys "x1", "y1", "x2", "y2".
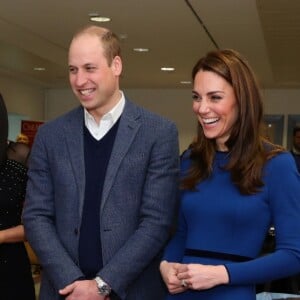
[
  {"x1": 294, "y1": 131, "x2": 300, "y2": 151},
  {"x1": 68, "y1": 33, "x2": 122, "y2": 122}
]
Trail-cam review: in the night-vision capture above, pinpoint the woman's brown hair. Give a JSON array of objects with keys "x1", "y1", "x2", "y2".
[{"x1": 181, "y1": 49, "x2": 284, "y2": 194}]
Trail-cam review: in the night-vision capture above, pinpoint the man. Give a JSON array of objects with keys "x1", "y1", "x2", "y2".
[
  {"x1": 291, "y1": 126, "x2": 300, "y2": 172},
  {"x1": 16, "y1": 133, "x2": 30, "y2": 145},
  {"x1": 23, "y1": 25, "x2": 179, "y2": 300}
]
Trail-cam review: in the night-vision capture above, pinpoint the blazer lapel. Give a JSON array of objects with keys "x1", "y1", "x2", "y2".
[
  {"x1": 101, "y1": 100, "x2": 141, "y2": 212},
  {"x1": 64, "y1": 106, "x2": 86, "y2": 216}
]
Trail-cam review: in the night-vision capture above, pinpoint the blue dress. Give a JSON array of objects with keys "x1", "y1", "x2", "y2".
[{"x1": 163, "y1": 151, "x2": 300, "y2": 300}]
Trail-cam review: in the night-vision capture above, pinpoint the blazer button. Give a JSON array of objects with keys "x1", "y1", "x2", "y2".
[{"x1": 74, "y1": 228, "x2": 78, "y2": 235}]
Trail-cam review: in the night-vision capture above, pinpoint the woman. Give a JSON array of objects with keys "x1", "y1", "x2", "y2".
[
  {"x1": 160, "y1": 49, "x2": 300, "y2": 300},
  {"x1": 0, "y1": 97, "x2": 35, "y2": 300}
]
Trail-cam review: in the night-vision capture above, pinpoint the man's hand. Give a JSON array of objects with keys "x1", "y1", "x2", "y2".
[{"x1": 59, "y1": 279, "x2": 110, "y2": 300}]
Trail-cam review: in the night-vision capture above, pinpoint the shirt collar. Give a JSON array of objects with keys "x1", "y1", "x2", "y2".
[{"x1": 84, "y1": 91, "x2": 125, "y2": 127}]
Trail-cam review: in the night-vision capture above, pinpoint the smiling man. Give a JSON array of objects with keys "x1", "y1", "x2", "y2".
[{"x1": 23, "y1": 25, "x2": 179, "y2": 300}]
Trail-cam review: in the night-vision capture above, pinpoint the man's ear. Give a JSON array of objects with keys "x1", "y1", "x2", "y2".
[{"x1": 112, "y1": 56, "x2": 122, "y2": 76}]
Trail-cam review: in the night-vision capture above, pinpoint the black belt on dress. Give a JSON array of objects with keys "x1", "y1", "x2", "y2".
[{"x1": 184, "y1": 248, "x2": 251, "y2": 262}]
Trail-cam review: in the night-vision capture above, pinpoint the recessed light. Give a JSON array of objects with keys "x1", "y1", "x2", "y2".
[
  {"x1": 89, "y1": 13, "x2": 111, "y2": 22},
  {"x1": 133, "y1": 48, "x2": 149, "y2": 52},
  {"x1": 161, "y1": 67, "x2": 175, "y2": 72},
  {"x1": 119, "y1": 34, "x2": 128, "y2": 40},
  {"x1": 33, "y1": 67, "x2": 46, "y2": 71},
  {"x1": 90, "y1": 16, "x2": 111, "y2": 22}
]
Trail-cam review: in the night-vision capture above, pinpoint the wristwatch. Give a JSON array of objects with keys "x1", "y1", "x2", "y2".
[{"x1": 94, "y1": 276, "x2": 111, "y2": 296}]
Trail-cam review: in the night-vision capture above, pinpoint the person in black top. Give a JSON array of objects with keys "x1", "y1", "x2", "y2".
[{"x1": 0, "y1": 140, "x2": 35, "y2": 300}]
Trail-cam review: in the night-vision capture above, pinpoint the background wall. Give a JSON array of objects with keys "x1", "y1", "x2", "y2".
[
  {"x1": 263, "y1": 89, "x2": 300, "y2": 147},
  {"x1": 0, "y1": 75, "x2": 45, "y2": 120},
  {"x1": 0, "y1": 75, "x2": 45, "y2": 140}
]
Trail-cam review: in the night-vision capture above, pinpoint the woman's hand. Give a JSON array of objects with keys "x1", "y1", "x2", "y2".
[
  {"x1": 160, "y1": 260, "x2": 189, "y2": 294},
  {"x1": 176, "y1": 263, "x2": 229, "y2": 290}
]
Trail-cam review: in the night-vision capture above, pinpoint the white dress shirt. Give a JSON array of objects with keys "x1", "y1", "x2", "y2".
[{"x1": 84, "y1": 91, "x2": 125, "y2": 140}]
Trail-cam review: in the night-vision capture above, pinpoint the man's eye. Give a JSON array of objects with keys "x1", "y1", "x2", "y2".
[
  {"x1": 86, "y1": 66, "x2": 96, "y2": 71},
  {"x1": 192, "y1": 94, "x2": 201, "y2": 101},
  {"x1": 69, "y1": 67, "x2": 77, "y2": 74}
]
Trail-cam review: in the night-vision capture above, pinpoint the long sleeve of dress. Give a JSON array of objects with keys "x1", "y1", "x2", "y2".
[{"x1": 226, "y1": 152, "x2": 300, "y2": 284}]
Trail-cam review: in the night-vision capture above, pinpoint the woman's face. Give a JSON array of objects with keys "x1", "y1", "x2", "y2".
[{"x1": 192, "y1": 70, "x2": 239, "y2": 151}]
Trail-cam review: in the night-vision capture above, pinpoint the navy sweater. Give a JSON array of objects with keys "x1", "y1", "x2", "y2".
[{"x1": 79, "y1": 120, "x2": 120, "y2": 278}]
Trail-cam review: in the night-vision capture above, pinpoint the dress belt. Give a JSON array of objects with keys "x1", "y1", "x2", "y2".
[{"x1": 184, "y1": 248, "x2": 251, "y2": 262}]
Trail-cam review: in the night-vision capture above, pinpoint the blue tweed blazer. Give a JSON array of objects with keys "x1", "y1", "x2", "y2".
[{"x1": 23, "y1": 99, "x2": 179, "y2": 300}]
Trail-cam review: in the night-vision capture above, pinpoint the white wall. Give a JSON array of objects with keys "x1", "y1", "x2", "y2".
[
  {"x1": 0, "y1": 74, "x2": 45, "y2": 140},
  {"x1": 0, "y1": 75, "x2": 45, "y2": 120},
  {"x1": 44, "y1": 87, "x2": 300, "y2": 152}
]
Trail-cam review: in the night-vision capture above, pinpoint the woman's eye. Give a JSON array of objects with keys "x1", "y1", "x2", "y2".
[{"x1": 211, "y1": 95, "x2": 222, "y2": 101}]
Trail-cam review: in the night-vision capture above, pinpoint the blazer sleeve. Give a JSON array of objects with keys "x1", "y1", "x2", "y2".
[
  {"x1": 23, "y1": 124, "x2": 84, "y2": 290},
  {"x1": 98, "y1": 120, "x2": 180, "y2": 298}
]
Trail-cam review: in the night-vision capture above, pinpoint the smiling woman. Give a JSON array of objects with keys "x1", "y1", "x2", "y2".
[{"x1": 160, "y1": 49, "x2": 300, "y2": 300}]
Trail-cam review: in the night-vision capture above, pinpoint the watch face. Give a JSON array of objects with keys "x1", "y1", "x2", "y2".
[
  {"x1": 100, "y1": 284, "x2": 111, "y2": 295},
  {"x1": 95, "y1": 277, "x2": 111, "y2": 296}
]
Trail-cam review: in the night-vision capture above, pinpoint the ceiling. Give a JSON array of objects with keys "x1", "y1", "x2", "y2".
[{"x1": 0, "y1": 0, "x2": 299, "y2": 89}]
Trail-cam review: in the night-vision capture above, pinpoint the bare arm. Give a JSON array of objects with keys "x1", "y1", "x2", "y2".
[{"x1": 0, "y1": 224, "x2": 26, "y2": 244}]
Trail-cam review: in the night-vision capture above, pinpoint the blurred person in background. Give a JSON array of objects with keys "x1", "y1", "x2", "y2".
[
  {"x1": 290, "y1": 126, "x2": 300, "y2": 172},
  {"x1": 16, "y1": 133, "x2": 30, "y2": 145},
  {"x1": 0, "y1": 93, "x2": 35, "y2": 300}
]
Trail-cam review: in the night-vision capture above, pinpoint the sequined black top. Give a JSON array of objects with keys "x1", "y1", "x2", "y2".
[
  {"x1": 0, "y1": 159, "x2": 27, "y2": 230},
  {"x1": 0, "y1": 158, "x2": 36, "y2": 299}
]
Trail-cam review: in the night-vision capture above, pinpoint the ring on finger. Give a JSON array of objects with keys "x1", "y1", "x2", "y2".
[{"x1": 181, "y1": 279, "x2": 188, "y2": 287}]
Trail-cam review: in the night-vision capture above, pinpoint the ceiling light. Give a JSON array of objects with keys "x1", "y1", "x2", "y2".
[
  {"x1": 33, "y1": 67, "x2": 46, "y2": 71},
  {"x1": 180, "y1": 81, "x2": 191, "y2": 85},
  {"x1": 89, "y1": 13, "x2": 111, "y2": 22},
  {"x1": 119, "y1": 34, "x2": 128, "y2": 40},
  {"x1": 133, "y1": 48, "x2": 149, "y2": 52},
  {"x1": 161, "y1": 67, "x2": 175, "y2": 72}
]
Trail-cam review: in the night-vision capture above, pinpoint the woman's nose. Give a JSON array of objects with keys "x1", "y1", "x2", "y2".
[{"x1": 194, "y1": 99, "x2": 209, "y2": 114}]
